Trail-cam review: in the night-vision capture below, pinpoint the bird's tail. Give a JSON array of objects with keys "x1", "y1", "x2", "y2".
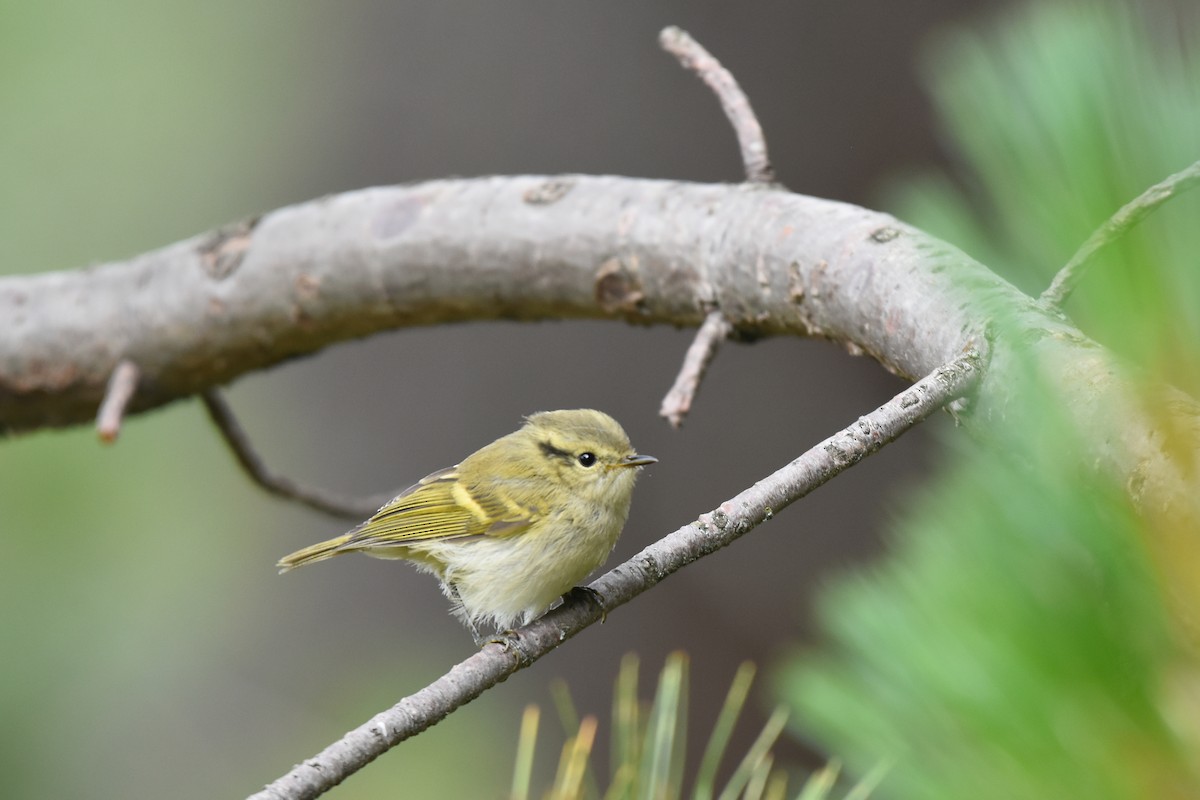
[{"x1": 277, "y1": 535, "x2": 352, "y2": 574}]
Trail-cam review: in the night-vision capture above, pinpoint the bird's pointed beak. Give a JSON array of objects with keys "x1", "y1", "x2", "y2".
[{"x1": 620, "y1": 453, "x2": 658, "y2": 467}]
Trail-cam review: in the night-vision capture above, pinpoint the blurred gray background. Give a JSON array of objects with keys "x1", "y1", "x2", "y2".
[{"x1": 0, "y1": 1, "x2": 1013, "y2": 796}]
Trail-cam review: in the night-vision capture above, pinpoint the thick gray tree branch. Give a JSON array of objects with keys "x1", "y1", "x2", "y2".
[
  {"x1": 3, "y1": 174, "x2": 1195, "y2": 523},
  {"x1": 248, "y1": 351, "x2": 980, "y2": 800},
  {"x1": 1, "y1": 177, "x2": 969, "y2": 430}
]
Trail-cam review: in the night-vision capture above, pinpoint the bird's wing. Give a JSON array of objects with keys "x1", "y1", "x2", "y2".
[{"x1": 343, "y1": 467, "x2": 538, "y2": 546}]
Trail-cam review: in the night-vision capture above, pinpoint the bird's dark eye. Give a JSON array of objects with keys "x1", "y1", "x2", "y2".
[{"x1": 577, "y1": 452, "x2": 597, "y2": 467}]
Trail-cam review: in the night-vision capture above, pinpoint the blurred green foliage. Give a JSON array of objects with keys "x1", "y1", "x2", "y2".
[
  {"x1": 883, "y1": 0, "x2": 1200, "y2": 394},
  {"x1": 781, "y1": 367, "x2": 1197, "y2": 798},
  {"x1": 781, "y1": 2, "x2": 1200, "y2": 797}
]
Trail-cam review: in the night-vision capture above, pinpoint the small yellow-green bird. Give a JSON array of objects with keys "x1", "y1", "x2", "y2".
[{"x1": 278, "y1": 409, "x2": 656, "y2": 644}]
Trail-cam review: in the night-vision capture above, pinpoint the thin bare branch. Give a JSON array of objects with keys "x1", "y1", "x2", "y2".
[
  {"x1": 1041, "y1": 159, "x2": 1200, "y2": 307},
  {"x1": 659, "y1": 26, "x2": 775, "y2": 185},
  {"x1": 199, "y1": 389, "x2": 390, "y2": 520},
  {"x1": 246, "y1": 350, "x2": 981, "y2": 800},
  {"x1": 95, "y1": 359, "x2": 140, "y2": 443},
  {"x1": 660, "y1": 310, "x2": 732, "y2": 427}
]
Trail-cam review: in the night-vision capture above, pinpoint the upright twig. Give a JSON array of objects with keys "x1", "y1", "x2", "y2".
[
  {"x1": 95, "y1": 359, "x2": 140, "y2": 443},
  {"x1": 656, "y1": 27, "x2": 769, "y2": 424},
  {"x1": 660, "y1": 310, "x2": 733, "y2": 427},
  {"x1": 246, "y1": 351, "x2": 981, "y2": 800},
  {"x1": 659, "y1": 26, "x2": 775, "y2": 185},
  {"x1": 199, "y1": 390, "x2": 391, "y2": 520},
  {"x1": 1041, "y1": 159, "x2": 1200, "y2": 307}
]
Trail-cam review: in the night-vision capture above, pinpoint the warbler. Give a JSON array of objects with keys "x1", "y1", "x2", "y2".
[{"x1": 277, "y1": 409, "x2": 656, "y2": 644}]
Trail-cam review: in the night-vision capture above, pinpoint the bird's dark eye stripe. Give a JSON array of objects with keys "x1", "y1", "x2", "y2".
[{"x1": 539, "y1": 440, "x2": 574, "y2": 462}]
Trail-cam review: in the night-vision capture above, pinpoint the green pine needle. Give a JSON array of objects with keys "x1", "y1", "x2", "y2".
[
  {"x1": 695, "y1": 662, "x2": 758, "y2": 800},
  {"x1": 512, "y1": 655, "x2": 862, "y2": 800}
]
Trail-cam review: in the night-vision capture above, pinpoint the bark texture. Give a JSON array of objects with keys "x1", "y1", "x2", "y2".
[{"x1": 2, "y1": 175, "x2": 1195, "y2": 519}]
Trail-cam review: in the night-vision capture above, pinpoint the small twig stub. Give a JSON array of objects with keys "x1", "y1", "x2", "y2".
[
  {"x1": 95, "y1": 359, "x2": 140, "y2": 443},
  {"x1": 660, "y1": 310, "x2": 733, "y2": 427}
]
